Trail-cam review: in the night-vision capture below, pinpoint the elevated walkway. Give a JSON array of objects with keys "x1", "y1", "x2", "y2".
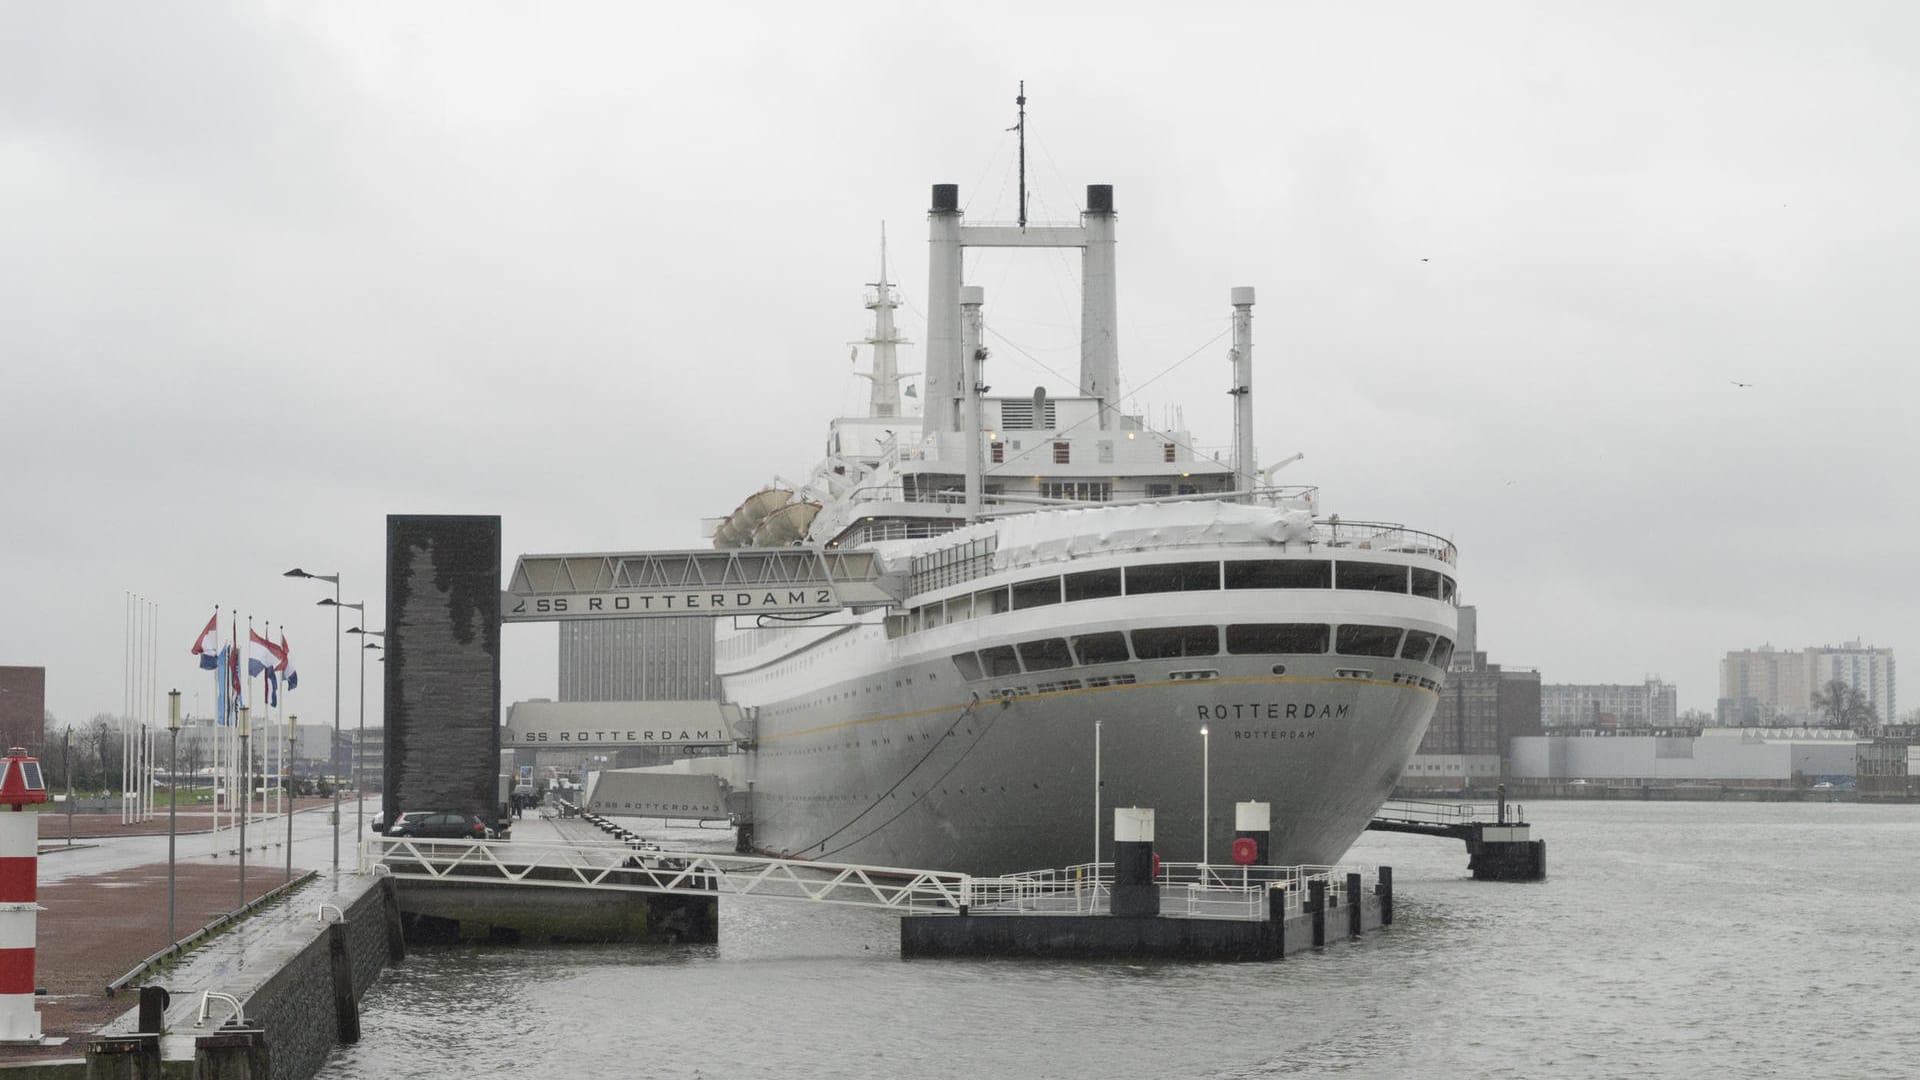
[
  {"x1": 1366, "y1": 794, "x2": 1546, "y2": 881},
  {"x1": 503, "y1": 547, "x2": 901, "y2": 622}
]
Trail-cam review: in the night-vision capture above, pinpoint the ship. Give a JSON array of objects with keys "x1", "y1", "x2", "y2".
[{"x1": 710, "y1": 178, "x2": 1460, "y2": 877}]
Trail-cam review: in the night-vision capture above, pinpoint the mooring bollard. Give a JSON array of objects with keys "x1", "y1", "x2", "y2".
[
  {"x1": 379, "y1": 877, "x2": 407, "y2": 961},
  {"x1": 1378, "y1": 866, "x2": 1394, "y2": 926},
  {"x1": 194, "y1": 1025, "x2": 270, "y2": 1080},
  {"x1": 1346, "y1": 872, "x2": 1363, "y2": 939},
  {"x1": 1308, "y1": 879, "x2": 1326, "y2": 947},
  {"x1": 136, "y1": 986, "x2": 170, "y2": 1035},
  {"x1": 84, "y1": 1034, "x2": 161, "y2": 1080},
  {"x1": 1111, "y1": 807, "x2": 1160, "y2": 918}
]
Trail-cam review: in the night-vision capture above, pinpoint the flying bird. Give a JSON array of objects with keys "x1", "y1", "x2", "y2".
[{"x1": 1731, "y1": 380, "x2": 1754, "y2": 388}]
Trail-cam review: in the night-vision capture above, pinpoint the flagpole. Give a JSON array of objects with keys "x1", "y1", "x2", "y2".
[{"x1": 122, "y1": 592, "x2": 131, "y2": 825}]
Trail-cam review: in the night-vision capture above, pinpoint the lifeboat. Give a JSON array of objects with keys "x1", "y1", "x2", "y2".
[
  {"x1": 750, "y1": 501, "x2": 821, "y2": 546},
  {"x1": 712, "y1": 487, "x2": 795, "y2": 548}
]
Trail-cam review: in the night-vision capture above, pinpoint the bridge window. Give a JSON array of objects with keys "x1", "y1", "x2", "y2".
[
  {"x1": 1225, "y1": 623, "x2": 1330, "y2": 655},
  {"x1": 973, "y1": 586, "x2": 1010, "y2": 616},
  {"x1": 951, "y1": 652, "x2": 984, "y2": 681},
  {"x1": 1018, "y1": 638, "x2": 1074, "y2": 672},
  {"x1": 1012, "y1": 577, "x2": 1062, "y2": 610},
  {"x1": 1064, "y1": 568, "x2": 1122, "y2": 602},
  {"x1": 980, "y1": 645, "x2": 1021, "y2": 677},
  {"x1": 1226, "y1": 560, "x2": 1331, "y2": 589},
  {"x1": 1041, "y1": 481, "x2": 1112, "y2": 502},
  {"x1": 1401, "y1": 629, "x2": 1437, "y2": 663},
  {"x1": 1147, "y1": 483, "x2": 1172, "y2": 498},
  {"x1": 1336, "y1": 624, "x2": 1403, "y2": 658},
  {"x1": 1070, "y1": 631, "x2": 1130, "y2": 665},
  {"x1": 1430, "y1": 636, "x2": 1456, "y2": 669},
  {"x1": 1411, "y1": 567, "x2": 1444, "y2": 600},
  {"x1": 1125, "y1": 562, "x2": 1220, "y2": 595},
  {"x1": 1132, "y1": 625, "x2": 1219, "y2": 659},
  {"x1": 1440, "y1": 575, "x2": 1457, "y2": 604},
  {"x1": 1335, "y1": 562, "x2": 1408, "y2": 593}
]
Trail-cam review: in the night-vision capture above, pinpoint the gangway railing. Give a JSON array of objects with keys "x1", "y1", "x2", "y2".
[
  {"x1": 366, "y1": 836, "x2": 1379, "y2": 921},
  {"x1": 1373, "y1": 798, "x2": 1523, "y2": 828}
]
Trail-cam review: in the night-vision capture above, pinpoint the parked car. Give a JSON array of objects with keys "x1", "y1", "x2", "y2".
[{"x1": 386, "y1": 811, "x2": 495, "y2": 840}]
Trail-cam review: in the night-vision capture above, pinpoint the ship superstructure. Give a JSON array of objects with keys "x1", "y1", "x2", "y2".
[{"x1": 710, "y1": 180, "x2": 1459, "y2": 876}]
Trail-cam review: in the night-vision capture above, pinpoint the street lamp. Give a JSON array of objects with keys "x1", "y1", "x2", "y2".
[
  {"x1": 63, "y1": 728, "x2": 73, "y2": 847},
  {"x1": 1200, "y1": 725, "x2": 1210, "y2": 867},
  {"x1": 286, "y1": 715, "x2": 297, "y2": 884},
  {"x1": 237, "y1": 705, "x2": 250, "y2": 910},
  {"x1": 166, "y1": 689, "x2": 181, "y2": 944},
  {"x1": 346, "y1": 625, "x2": 384, "y2": 841},
  {"x1": 285, "y1": 567, "x2": 343, "y2": 873}
]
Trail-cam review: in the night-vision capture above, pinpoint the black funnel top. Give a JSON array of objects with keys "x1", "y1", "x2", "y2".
[
  {"x1": 931, "y1": 184, "x2": 960, "y2": 212},
  {"x1": 1086, "y1": 184, "x2": 1114, "y2": 213}
]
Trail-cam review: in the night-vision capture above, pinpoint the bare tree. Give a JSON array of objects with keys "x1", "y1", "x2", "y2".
[{"x1": 1811, "y1": 680, "x2": 1880, "y2": 737}]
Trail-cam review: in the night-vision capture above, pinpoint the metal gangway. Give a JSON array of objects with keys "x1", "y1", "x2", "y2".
[
  {"x1": 364, "y1": 835, "x2": 1377, "y2": 922},
  {"x1": 1367, "y1": 793, "x2": 1526, "y2": 841}
]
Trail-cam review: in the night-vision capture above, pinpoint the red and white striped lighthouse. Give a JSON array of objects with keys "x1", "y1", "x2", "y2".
[{"x1": 0, "y1": 747, "x2": 48, "y2": 1043}]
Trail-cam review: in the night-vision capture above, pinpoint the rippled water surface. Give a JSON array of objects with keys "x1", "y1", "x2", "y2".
[{"x1": 320, "y1": 802, "x2": 1919, "y2": 1079}]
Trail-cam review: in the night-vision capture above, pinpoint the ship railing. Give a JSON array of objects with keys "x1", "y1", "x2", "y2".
[
  {"x1": 960, "y1": 861, "x2": 1376, "y2": 921},
  {"x1": 1375, "y1": 799, "x2": 1519, "y2": 827}
]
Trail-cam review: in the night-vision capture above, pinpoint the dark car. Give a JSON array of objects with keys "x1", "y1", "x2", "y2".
[{"x1": 386, "y1": 811, "x2": 494, "y2": 840}]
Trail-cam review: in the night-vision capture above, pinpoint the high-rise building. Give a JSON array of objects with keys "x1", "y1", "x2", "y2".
[
  {"x1": 1718, "y1": 642, "x2": 1896, "y2": 726},
  {"x1": 557, "y1": 618, "x2": 716, "y2": 702},
  {"x1": 1541, "y1": 677, "x2": 1679, "y2": 730}
]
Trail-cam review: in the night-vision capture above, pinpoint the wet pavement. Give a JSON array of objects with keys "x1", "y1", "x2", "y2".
[{"x1": 0, "y1": 800, "x2": 378, "y2": 1064}]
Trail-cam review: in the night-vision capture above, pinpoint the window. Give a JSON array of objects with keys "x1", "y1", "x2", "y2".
[
  {"x1": 1336, "y1": 624, "x2": 1403, "y2": 657},
  {"x1": 942, "y1": 595, "x2": 972, "y2": 624},
  {"x1": 1401, "y1": 629, "x2": 1437, "y2": 663},
  {"x1": 1226, "y1": 623, "x2": 1330, "y2": 655},
  {"x1": 1012, "y1": 577, "x2": 1062, "y2": 610},
  {"x1": 1071, "y1": 631, "x2": 1130, "y2": 665},
  {"x1": 1041, "y1": 481, "x2": 1112, "y2": 502},
  {"x1": 1147, "y1": 483, "x2": 1172, "y2": 498},
  {"x1": 1430, "y1": 637, "x2": 1455, "y2": 669},
  {"x1": 1177, "y1": 483, "x2": 1199, "y2": 496},
  {"x1": 1132, "y1": 625, "x2": 1219, "y2": 659},
  {"x1": 1125, "y1": 562, "x2": 1220, "y2": 594},
  {"x1": 1053, "y1": 441, "x2": 1071, "y2": 464},
  {"x1": 1226, "y1": 560, "x2": 1331, "y2": 589},
  {"x1": 1440, "y1": 575, "x2": 1457, "y2": 603},
  {"x1": 973, "y1": 586, "x2": 1010, "y2": 616},
  {"x1": 1163, "y1": 443, "x2": 1177, "y2": 462},
  {"x1": 980, "y1": 645, "x2": 1021, "y2": 677},
  {"x1": 1411, "y1": 567, "x2": 1443, "y2": 600},
  {"x1": 1335, "y1": 562, "x2": 1408, "y2": 593},
  {"x1": 1064, "y1": 568, "x2": 1122, "y2": 601},
  {"x1": 952, "y1": 653, "x2": 984, "y2": 681},
  {"x1": 991, "y1": 442, "x2": 1005, "y2": 463},
  {"x1": 1018, "y1": 638, "x2": 1074, "y2": 672}
]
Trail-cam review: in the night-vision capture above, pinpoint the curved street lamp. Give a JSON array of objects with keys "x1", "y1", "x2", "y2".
[
  {"x1": 346, "y1": 626, "x2": 384, "y2": 843},
  {"x1": 285, "y1": 568, "x2": 344, "y2": 872}
]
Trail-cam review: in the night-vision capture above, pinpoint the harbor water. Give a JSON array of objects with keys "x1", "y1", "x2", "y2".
[{"x1": 319, "y1": 801, "x2": 1919, "y2": 1079}]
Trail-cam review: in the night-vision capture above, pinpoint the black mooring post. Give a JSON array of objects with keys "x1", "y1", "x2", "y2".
[
  {"x1": 1378, "y1": 866, "x2": 1394, "y2": 926},
  {"x1": 1267, "y1": 885, "x2": 1287, "y2": 957},
  {"x1": 1346, "y1": 872, "x2": 1363, "y2": 939},
  {"x1": 1498, "y1": 784, "x2": 1508, "y2": 825},
  {"x1": 1308, "y1": 879, "x2": 1326, "y2": 947}
]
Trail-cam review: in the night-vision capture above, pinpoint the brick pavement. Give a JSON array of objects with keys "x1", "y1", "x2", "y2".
[{"x1": 1, "y1": 809, "x2": 333, "y2": 1064}]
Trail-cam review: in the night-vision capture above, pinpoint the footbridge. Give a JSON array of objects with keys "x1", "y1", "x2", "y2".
[
  {"x1": 1365, "y1": 792, "x2": 1545, "y2": 881},
  {"x1": 502, "y1": 547, "x2": 902, "y2": 622}
]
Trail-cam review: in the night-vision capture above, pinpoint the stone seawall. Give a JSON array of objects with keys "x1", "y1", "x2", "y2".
[{"x1": 239, "y1": 878, "x2": 401, "y2": 1080}]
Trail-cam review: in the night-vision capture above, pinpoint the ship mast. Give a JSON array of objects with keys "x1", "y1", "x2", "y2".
[
  {"x1": 853, "y1": 224, "x2": 913, "y2": 418},
  {"x1": 1015, "y1": 81, "x2": 1027, "y2": 230}
]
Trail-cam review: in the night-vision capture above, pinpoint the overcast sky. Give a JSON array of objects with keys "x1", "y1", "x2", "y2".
[{"x1": 4, "y1": 1, "x2": 1915, "y2": 736}]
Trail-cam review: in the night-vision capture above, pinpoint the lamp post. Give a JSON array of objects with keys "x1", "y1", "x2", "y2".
[
  {"x1": 286, "y1": 715, "x2": 297, "y2": 884},
  {"x1": 166, "y1": 690, "x2": 181, "y2": 943},
  {"x1": 286, "y1": 568, "x2": 343, "y2": 873},
  {"x1": 346, "y1": 625, "x2": 384, "y2": 841},
  {"x1": 63, "y1": 728, "x2": 73, "y2": 847},
  {"x1": 1200, "y1": 725, "x2": 1210, "y2": 867},
  {"x1": 237, "y1": 705, "x2": 250, "y2": 910}
]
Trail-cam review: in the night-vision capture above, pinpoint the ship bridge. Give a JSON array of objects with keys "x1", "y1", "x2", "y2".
[{"x1": 502, "y1": 547, "x2": 903, "y2": 622}]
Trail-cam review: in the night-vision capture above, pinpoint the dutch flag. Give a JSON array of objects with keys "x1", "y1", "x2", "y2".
[{"x1": 191, "y1": 612, "x2": 220, "y2": 670}]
